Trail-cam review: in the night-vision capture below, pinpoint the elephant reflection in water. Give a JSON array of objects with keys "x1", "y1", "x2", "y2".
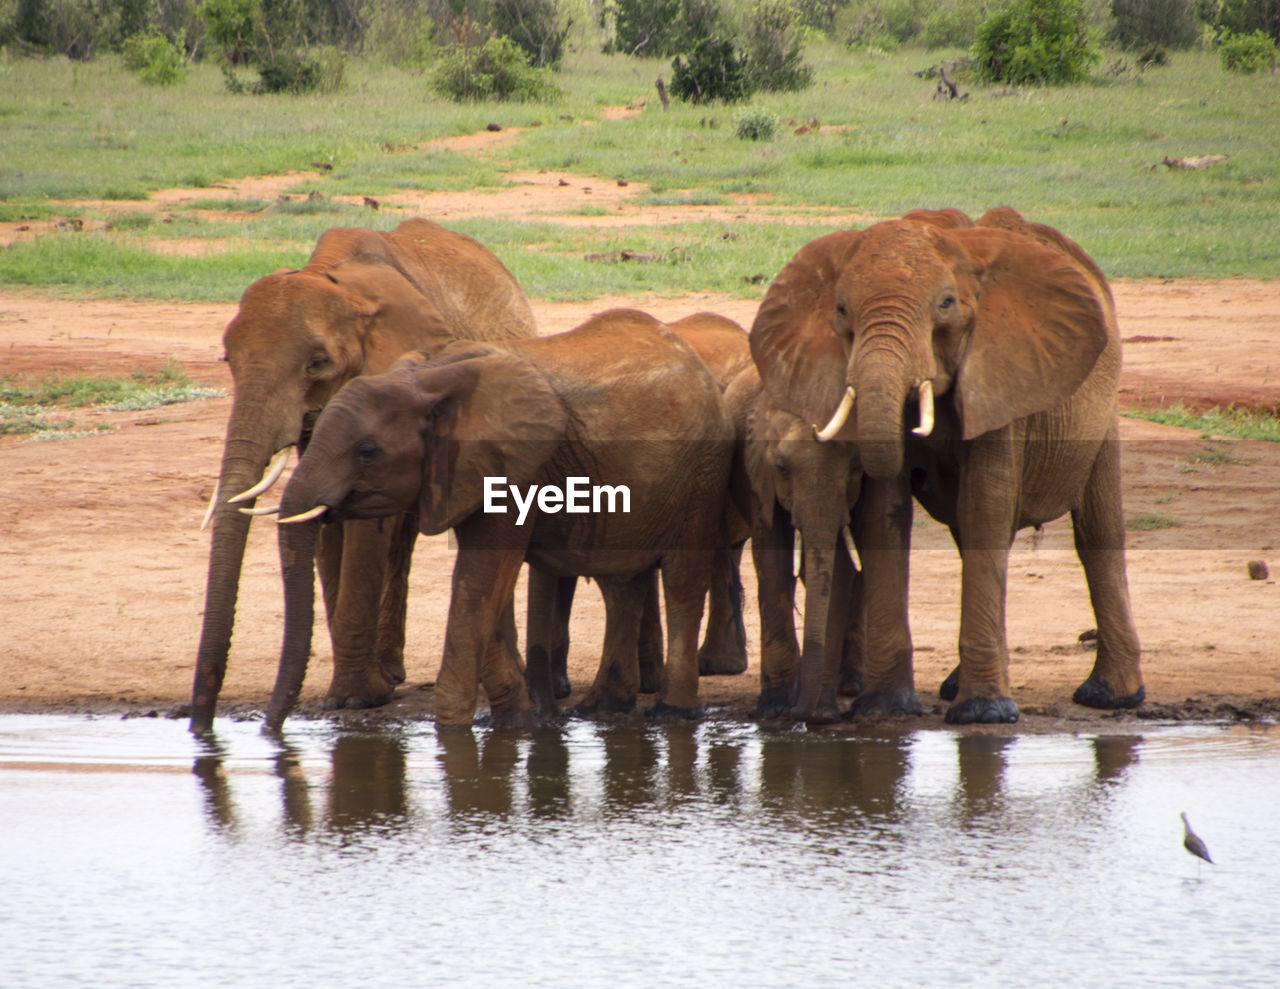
[
  {"x1": 192, "y1": 732, "x2": 412, "y2": 837},
  {"x1": 190, "y1": 730, "x2": 1142, "y2": 839}
]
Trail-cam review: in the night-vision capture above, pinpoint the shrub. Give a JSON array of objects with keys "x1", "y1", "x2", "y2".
[
  {"x1": 742, "y1": 0, "x2": 815, "y2": 92},
  {"x1": 200, "y1": 0, "x2": 346, "y2": 94},
  {"x1": 430, "y1": 35, "x2": 563, "y2": 101},
  {"x1": 734, "y1": 106, "x2": 779, "y2": 140},
  {"x1": 120, "y1": 30, "x2": 189, "y2": 86},
  {"x1": 920, "y1": 0, "x2": 986, "y2": 49},
  {"x1": 491, "y1": 0, "x2": 573, "y2": 68},
  {"x1": 1109, "y1": 0, "x2": 1199, "y2": 50},
  {"x1": 604, "y1": 0, "x2": 723, "y2": 57},
  {"x1": 972, "y1": 0, "x2": 1099, "y2": 85},
  {"x1": 670, "y1": 36, "x2": 754, "y2": 103},
  {"x1": 1218, "y1": 28, "x2": 1277, "y2": 71}
]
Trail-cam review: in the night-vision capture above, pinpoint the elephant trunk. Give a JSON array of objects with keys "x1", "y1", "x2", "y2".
[
  {"x1": 264, "y1": 517, "x2": 321, "y2": 732},
  {"x1": 856, "y1": 376, "x2": 909, "y2": 481},
  {"x1": 791, "y1": 534, "x2": 842, "y2": 722},
  {"x1": 190, "y1": 414, "x2": 287, "y2": 734}
]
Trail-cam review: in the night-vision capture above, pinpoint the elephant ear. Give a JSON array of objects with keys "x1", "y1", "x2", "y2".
[
  {"x1": 412, "y1": 351, "x2": 566, "y2": 534},
  {"x1": 901, "y1": 207, "x2": 975, "y2": 230},
  {"x1": 750, "y1": 228, "x2": 862, "y2": 429},
  {"x1": 325, "y1": 260, "x2": 454, "y2": 373},
  {"x1": 950, "y1": 227, "x2": 1109, "y2": 441}
]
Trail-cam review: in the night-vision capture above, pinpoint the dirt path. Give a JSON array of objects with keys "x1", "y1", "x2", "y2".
[{"x1": 2, "y1": 275, "x2": 1277, "y2": 734}]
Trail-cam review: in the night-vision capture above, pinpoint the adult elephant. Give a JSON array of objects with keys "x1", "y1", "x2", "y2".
[
  {"x1": 751, "y1": 207, "x2": 1143, "y2": 724},
  {"x1": 272, "y1": 310, "x2": 734, "y2": 729},
  {"x1": 725, "y1": 364, "x2": 863, "y2": 724},
  {"x1": 189, "y1": 219, "x2": 537, "y2": 734}
]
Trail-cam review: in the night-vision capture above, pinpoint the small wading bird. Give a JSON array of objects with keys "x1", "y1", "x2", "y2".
[{"x1": 1181, "y1": 812, "x2": 1214, "y2": 873}]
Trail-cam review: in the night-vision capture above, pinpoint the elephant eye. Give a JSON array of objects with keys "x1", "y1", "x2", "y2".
[
  {"x1": 939, "y1": 294, "x2": 956, "y2": 311},
  {"x1": 355, "y1": 439, "x2": 380, "y2": 463},
  {"x1": 774, "y1": 456, "x2": 789, "y2": 477},
  {"x1": 306, "y1": 352, "x2": 332, "y2": 376}
]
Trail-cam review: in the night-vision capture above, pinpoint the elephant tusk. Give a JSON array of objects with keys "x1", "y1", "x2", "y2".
[
  {"x1": 793, "y1": 530, "x2": 803, "y2": 578},
  {"x1": 912, "y1": 380, "x2": 934, "y2": 437},
  {"x1": 199, "y1": 479, "x2": 221, "y2": 532},
  {"x1": 843, "y1": 525, "x2": 861, "y2": 572},
  {"x1": 238, "y1": 504, "x2": 280, "y2": 517},
  {"x1": 814, "y1": 386, "x2": 855, "y2": 443},
  {"x1": 227, "y1": 448, "x2": 292, "y2": 504},
  {"x1": 277, "y1": 505, "x2": 328, "y2": 525}
]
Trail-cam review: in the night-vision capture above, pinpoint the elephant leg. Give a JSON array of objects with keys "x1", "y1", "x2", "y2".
[
  {"x1": 697, "y1": 542, "x2": 749, "y2": 676},
  {"x1": 650, "y1": 547, "x2": 714, "y2": 718},
  {"x1": 946, "y1": 436, "x2": 1020, "y2": 725},
  {"x1": 1071, "y1": 429, "x2": 1145, "y2": 709},
  {"x1": 481, "y1": 597, "x2": 537, "y2": 729},
  {"x1": 373, "y1": 511, "x2": 418, "y2": 687},
  {"x1": 525, "y1": 566, "x2": 566, "y2": 719},
  {"x1": 752, "y1": 509, "x2": 800, "y2": 717},
  {"x1": 575, "y1": 572, "x2": 648, "y2": 716},
  {"x1": 437, "y1": 520, "x2": 532, "y2": 728},
  {"x1": 938, "y1": 526, "x2": 963, "y2": 702},
  {"x1": 324, "y1": 517, "x2": 400, "y2": 710},
  {"x1": 638, "y1": 569, "x2": 664, "y2": 694},
  {"x1": 550, "y1": 575, "x2": 576, "y2": 699},
  {"x1": 846, "y1": 475, "x2": 922, "y2": 718}
]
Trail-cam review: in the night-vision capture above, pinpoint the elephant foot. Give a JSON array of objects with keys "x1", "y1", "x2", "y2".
[
  {"x1": 639, "y1": 664, "x2": 664, "y2": 695},
  {"x1": 376, "y1": 648, "x2": 407, "y2": 687},
  {"x1": 697, "y1": 642, "x2": 749, "y2": 677},
  {"x1": 647, "y1": 700, "x2": 703, "y2": 721},
  {"x1": 945, "y1": 696, "x2": 1020, "y2": 724},
  {"x1": 487, "y1": 705, "x2": 539, "y2": 731},
  {"x1": 843, "y1": 687, "x2": 924, "y2": 719},
  {"x1": 939, "y1": 665, "x2": 960, "y2": 701},
  {"x1": 324, "y1": 669, "x2": 397, "y2": 711},
  {"x1": 552, "y1": 672, "x2": 572, "y2": 700},
  {"x1": 572, "y1": 693, "x2": 637, "y2": 719},
  {"x1": 1073, "y1": 677, "x2": 1145, "y2": 710},
  {"x1": 754, "y1": 685, "x2": 793, "y2": 719},
  {"x1": 838, "y1": 667, "x2": 865, "y2": 698}
]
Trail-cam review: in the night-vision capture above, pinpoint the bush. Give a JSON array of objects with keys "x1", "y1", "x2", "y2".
[
  {"x1": 972, "y1": 0, "x2": 1099, "y2": 85},
  {"x1": 734, "y1": 106, "x2": 779, "y2": 140},
  {"x1": 742, "y1": 0, "x2": 815, "y2": 92},
  {"x1": 430, "y1": 34, "x2": 563, "y2": 101},
  {"x1": 1218, "y1": 28, "x2": 1277, "y2": 71},
  {"x1": 1204, "y1": 0, "x2": 1280, "y2": 46},
  {"x1": 200, "y1": 0, "x2": 347, "y2": 94},
  {"x1": 1109, "y1": 0, "x2": 1199, "y2": 50},
  {"x1": 604, "y1": 0, "x2": 723, "y2": 57},
  {"x1": 491, "y1": 0, "x2": 572, "y2": 68},
  {"x1": 121, "y1": 30, "x2": 189, "y2": 85},
  {"x1": 920, "y1": 0, "x2": 985, "y2": 49},
  {"x1": 670, "y1": 36, "x2": 753, "y2": 103}
]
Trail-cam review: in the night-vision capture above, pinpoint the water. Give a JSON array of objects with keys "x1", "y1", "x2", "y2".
[{"x1": 2, "y1": 715, "x2": 1278, "y2": 988}]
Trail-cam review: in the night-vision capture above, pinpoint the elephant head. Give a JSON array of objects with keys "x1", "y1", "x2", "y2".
[
  {"x1": 752, "y1": 211, "x2": 1109, "y2": 481},
  {"x1": 265, "y1": 347, "x2": 567, "y2": 728},
  {"x1": 190, "y1": 220, "x2": 536, "y2": 734},
  {"x1": 739, "y1": 369, "x2": 861, "y2": 720}
]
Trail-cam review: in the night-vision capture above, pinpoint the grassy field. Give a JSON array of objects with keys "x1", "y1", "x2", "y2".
[{"x1": 1, "y1": 41, "x2": 1278, "y2": 302}]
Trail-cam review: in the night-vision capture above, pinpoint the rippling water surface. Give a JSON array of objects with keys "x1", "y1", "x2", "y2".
[{"x1": 3, "y1": 715, "x2": 1278, "y2": 988}]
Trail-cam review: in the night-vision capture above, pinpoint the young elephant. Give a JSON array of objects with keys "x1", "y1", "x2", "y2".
[
  {"x1": 753, "y1": 207, "x2": 1143, "y2": 724},
  {"x1": 725, "y1": 366, "x2": 863, "y2": 724},
  {"x1": 272, "y1": 310, "x2": 735, "y2": 728}
]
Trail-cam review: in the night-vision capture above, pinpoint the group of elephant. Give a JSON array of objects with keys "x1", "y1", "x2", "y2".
[{"x1": 188, "y1": 207, "x2": 1145, "y2": 734}]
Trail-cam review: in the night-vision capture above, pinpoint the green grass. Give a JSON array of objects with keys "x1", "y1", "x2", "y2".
[
  {"x1": 0, "y1": 42, "x2": 1277, "y2": 302},
  {"x1": 1123, "y1": 403, "x2": 1280, "y2": 442},
  {"x1": 0, "y1": 363, "x2": 223, "y2": 437},
  {"x1": 1126, "y1": 512, "x2": 1183, "y2": 531}
]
